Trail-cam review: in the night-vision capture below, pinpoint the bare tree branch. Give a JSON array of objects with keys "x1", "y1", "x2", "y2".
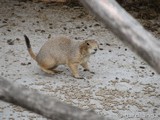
[
  {"x1": 0, "y1": 77, "x2": 113, "y2": 120},
  {"x1": 79, "y1": 0, "x2": 160, "y2": 73}
]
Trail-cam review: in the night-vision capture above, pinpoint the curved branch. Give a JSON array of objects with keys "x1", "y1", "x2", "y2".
[
  {"x1": 79, "y1": 0, "x2": 160, "y2": 73},
  {"x1": 0, "y1": 77, "x2": 113, "y2": 120}
]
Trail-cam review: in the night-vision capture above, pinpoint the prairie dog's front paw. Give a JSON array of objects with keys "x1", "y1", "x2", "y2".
[
  {"x1": 84, "y1": 69, "x2": 95, "y2": 74},
  {"x1": 84, "y1": 69, "x2": 89, "y2": 71}
]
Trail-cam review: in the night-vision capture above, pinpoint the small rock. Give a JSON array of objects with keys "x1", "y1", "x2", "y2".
[
  {"x1": 16, "y1": 38, "x2": 20, "y2": 41},
  {"x1": 76, "y1": 26, "x2": 81, "y2": 29},
  {"x1": 94, "y1": 23, "x2": 100, "y2": 26},
  {"x1": 139, "y1": 66, "x2": 145, "y2": 69},
  {"x1": 41, "y1": 30, "x2": 45, "y2": 33},
  {"x1": 2, "y1": 21, "x2": 7, "y2": 23},
  {"x1": 75, "y1": 37, "x2": 78, "y2": 40},
  {"x1": 115, "y1": 77, "x2": 119, "y2": 80},
  {"x1": 84, "y1": 26, "x2": 87, "y2": 29},
  {"x1": 40, "y1": 7, "x2": 44, "y2": 9},
  {"x1": 7, "y1": 39, "x2": 14, "y2": 45},
  {"x1": 21, "y1": 62, "x2": 31, "y2": 66},
  {"x1": 7, "y1": 29, "x2": 11, "y2": 32},
  {"x1": 48, "y1": 34, "x2": 51, "y2": 39},
  {"x1": 21, "y1": 20, "x2": 25, "y2": 23},
  {"x1": 106, "y1": 43, "x2": 111, "y2": 46},
  {"x1": 63, "y1": 27, "x2": 67, "y2": 30},
  {"x1": 21, "y1": 63, "x2": 26, "y2": 66}
]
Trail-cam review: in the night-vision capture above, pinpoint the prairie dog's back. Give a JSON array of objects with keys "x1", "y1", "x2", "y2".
[{"x1": 36, "y1": 36, "x2": 80, "y2": 64}]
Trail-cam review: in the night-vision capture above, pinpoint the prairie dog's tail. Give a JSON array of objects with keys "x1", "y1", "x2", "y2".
[{"x1": 24, "y1": 35, "x2": 36, "y2": 60}]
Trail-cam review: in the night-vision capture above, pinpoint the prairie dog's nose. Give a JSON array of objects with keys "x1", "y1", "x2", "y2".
[{"x1": 94, "y1": 49, "x2": 97, "y2": 52}]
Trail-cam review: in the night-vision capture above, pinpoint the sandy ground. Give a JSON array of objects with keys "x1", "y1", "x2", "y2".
[{"x1": 0, "y1": 0, "x2": 160, "y2": 120}]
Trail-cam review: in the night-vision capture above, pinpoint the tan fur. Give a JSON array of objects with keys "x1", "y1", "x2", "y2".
[{"x1": 26, "y1": 36, "x2": 98, "y2": 78}]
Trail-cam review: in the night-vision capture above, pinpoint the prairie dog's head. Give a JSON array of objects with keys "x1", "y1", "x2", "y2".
[{"x1": 81, "y1": 40, "x2": 99, "y2": 55}]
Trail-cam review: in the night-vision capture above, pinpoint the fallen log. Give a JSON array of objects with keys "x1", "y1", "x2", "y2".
[
  {"x1": 79, "y1": 0, "x2": 160, "y2": 73},
  {"x1": 0, "y1": 77, "x2": 113, "y2": 120}
]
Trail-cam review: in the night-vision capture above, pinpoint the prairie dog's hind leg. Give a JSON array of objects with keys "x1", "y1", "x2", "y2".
[{"x1": 37, "y1": 58, "x2": 57, "y2": 74}]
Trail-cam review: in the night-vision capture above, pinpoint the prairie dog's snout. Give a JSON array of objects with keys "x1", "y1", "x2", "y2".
[{"x1": 24, "y1": 35, "x2": 98, "y2": 79}]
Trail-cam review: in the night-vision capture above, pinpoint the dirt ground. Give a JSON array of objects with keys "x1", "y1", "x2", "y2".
[{"x1": 0, "y1": 0, "x2": 160, "y2": 120}]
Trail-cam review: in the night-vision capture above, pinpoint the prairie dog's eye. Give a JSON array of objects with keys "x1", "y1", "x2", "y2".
[{"x1": 87, "y1": 43, "x2": 90, "y2": 45}]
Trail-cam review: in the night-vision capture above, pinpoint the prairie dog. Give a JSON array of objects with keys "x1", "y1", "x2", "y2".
[{"x1": 24, "y1": 35, "x2": 98, "y2": 78}]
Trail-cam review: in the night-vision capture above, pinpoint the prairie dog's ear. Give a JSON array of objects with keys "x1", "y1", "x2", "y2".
[{"x1": 85, "y1": 40, "x2": 90, "y2": 46}]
